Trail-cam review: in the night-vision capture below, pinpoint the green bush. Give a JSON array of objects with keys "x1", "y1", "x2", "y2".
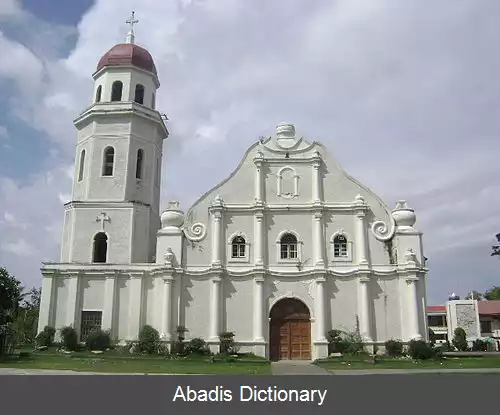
[
  {"x1": 472, "y1": 339, "x2": 488, "y2": 352},
  {"x1": 171, "y1": 325, "x2": 187, "y2": 356},
  {"x1": 186, "y1": 338, "x2": 209, "y2": 355},
  {"x1": 35, "y1": 326, "x2": 55, "y2": 347},
  {"x1": 428, "y1": 328, "x2": 436, "y2": 346},
  {"x1": 408, "y1": 339, "x2": 434, "y2": 360},
  {"x1": 85, "y1": 329, "x2": 111, "y2": 351},
  {"x1": 452, "y1": 328, "x2": 468, "y2": 351},
  {"x1": 384, "y1": 339, "x2": 404, "y2": 356},
  {"x1": 60, "y1": 326, "x2": 78, "y2": 351},
  {"x1": 327, "y1": 329, "x2": 347, "y2": 354},
  {"x1": 138, "y1": 325, "x2": 160, "y2": 354},
  {"x1": 219, "y1": 331, "x2": 236, "y2": 355}
]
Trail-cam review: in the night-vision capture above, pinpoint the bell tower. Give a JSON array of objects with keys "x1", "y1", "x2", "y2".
[{"x1": 60, "y1": 12, "x2": 168, "y2": 264}]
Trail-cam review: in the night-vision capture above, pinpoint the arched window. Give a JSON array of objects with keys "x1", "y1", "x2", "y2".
[
  {"x1": 78, "y1": 149, "x2": 85, "y2": 182},
  {"x1": 92, "y1": 232, "x2": 108, "y2": 263},
  {"x1": 151, "y1": 92, "x2": 156, "y2": 109},
  {"x1": 111, "y1": 81, "x2": 123, "y2": 101},
  {"x1": 231, "y1": 236, "x2": 246, "y2": 258},
  {"x1": 333, "y1": 234, "x2": 348, "y2": 258},
  {"x1": 134, "y1": 84, "x2": 145, "y2": 104},
  {"x1": 102, "y1": 147, "x2": 115, "y2": 176},
  {"x1": 280, "y1": 233, "x2": 297, "y2": 259},
  {"x1": 135, "y1": 149, "x2": 144, "y2": 179},
  {"x1": 95, "y1": 85, "x2": 102, "y2": 103}
]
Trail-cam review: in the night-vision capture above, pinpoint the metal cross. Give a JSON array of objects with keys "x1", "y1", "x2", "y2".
[
  {"x1": 126, "y1": 11, "x2": 139, "y2": 32},
  {"x1": 96, "y1": 212, "x2": 111, "y2": 230}
]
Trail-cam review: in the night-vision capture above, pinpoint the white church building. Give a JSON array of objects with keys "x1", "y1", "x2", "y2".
[{"x1": 38, "y1": 19, "x2": 429, "y2": 361}]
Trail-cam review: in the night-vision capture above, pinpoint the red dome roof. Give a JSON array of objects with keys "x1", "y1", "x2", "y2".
[{"x1": 96, "y1": 43, "x2": 157, "y2": 75}]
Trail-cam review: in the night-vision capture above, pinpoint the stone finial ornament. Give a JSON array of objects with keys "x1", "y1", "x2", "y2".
[
  {"x1": 391, "y1": 200, "x2": 416, "y2": 231},
  {"x1": 160, "y1": 201, "x2": 184, "y2": 228},
  {"x1": 354, "y1": 194, "x2": 365, "y2": 204},
  {"x1": 276, "y1": 122, "x2": 296, "y2": 139}
]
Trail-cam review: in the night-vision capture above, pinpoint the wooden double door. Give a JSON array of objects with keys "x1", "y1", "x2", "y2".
[
  {"x1": 271, "y1": 319, "x2": 311, "y2": 360},
  {"x1": 269, "y1": 298, "x2": 312, "y2": 361}
]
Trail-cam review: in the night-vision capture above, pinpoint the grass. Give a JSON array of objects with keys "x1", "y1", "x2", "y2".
[
  {"x1": 0, "y1": 347, "x2": 271, "y2": 374},
  {"x1": 315, "y1": 354, "x2": 500, "y2": 372}
]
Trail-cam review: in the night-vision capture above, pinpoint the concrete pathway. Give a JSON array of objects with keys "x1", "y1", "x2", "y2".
[
  {"x1": 328, "y1": 368, "x2": 500, "y2": 375},
  {"x1": 271, "y1": 360, "x2": 332, "y2": 375},
  {"x1": 0, "y1": 368, "x2": 179, "y2": 375}
]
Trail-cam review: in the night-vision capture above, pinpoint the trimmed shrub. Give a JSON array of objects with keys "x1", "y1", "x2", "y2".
[
  {"x1": 85, "y1": 329, "x2": 111, "y2": 351},
  {"x1": 327, "y1": 329, "x2": 347, "y2": 354},
  {"x1": 472, "y1": 339, "x2": 488, "y2": 352},
  {"x1": 138, "y1": 325, "x2": 160, "y2": 354},
  {"x1": 452, "y1": 327, "x2": 468, "y2": 351},
  {"x1": 219, "y1": 331, "x2": 236, "y2": 355},
  {"x1": 35, "y1": 326, "x2": 56, "y2": 347},
  {"x1": 408, "y1": 339, "x2": 434, "y2": 360},
  {"x1": 428, "y1": 328, "x2": 436, "y2": 346},
  {"x1": 384, "y1": 339, "x2": 404, "y2": 357},
  {"x1": 186, "y1": 338, "x2": 209, "y2": 355},
  {"x1": 60, "y1": 326, "x2": 78, "y2": 351}
]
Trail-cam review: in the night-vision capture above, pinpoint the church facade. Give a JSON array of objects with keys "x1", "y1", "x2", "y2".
[{"x1": 37, "y1": 26, "x2": 429, "y2": 360}]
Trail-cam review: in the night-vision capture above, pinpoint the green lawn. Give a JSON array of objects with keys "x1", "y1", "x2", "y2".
[
  {"x1": 315, "y1": 354, "x2": 500, "y2": 371},
  {"x1": 0, "y1": 349, "x2": 271, "y2": 374}
]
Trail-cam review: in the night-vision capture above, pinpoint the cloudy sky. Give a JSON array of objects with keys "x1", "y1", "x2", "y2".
[{"x1": 0, "y1": 0, "x2": 499, "y2": 305}]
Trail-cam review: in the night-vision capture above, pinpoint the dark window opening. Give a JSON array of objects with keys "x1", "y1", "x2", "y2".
[
  {"x1": 280, "y1": 233, "x2": 297, "y2": 259},
  {"x1": 111, "y1": 81, "x2": 123, "y2": 101},
  {"x1": 102, "y1": 147, "x2": 115, "y2": 176},
  {"x1": 92, "y1": 232, "x2": 108, "y2": 263},
  {"x1": 231, "y1": 236, "x2": 246, "y2": 258},
  {"x1": 134, "y1": 84, "x2": 145, "y2": 104}
]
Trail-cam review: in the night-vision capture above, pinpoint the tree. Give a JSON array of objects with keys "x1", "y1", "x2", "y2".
[
  {"x1": 484, "y1": 286, "x2": 500, "y2": 301},
  {"x1": 465, "y1": 291, "x2": 483, "y2": 300},
  {"x1": 492, "y1": 233, "x2": 500, "y2": 256},
  {"x1": 0, "y1": 267, "x2": 23, "y2": 356},
  {"x1": 14, "y1": 287, "x2": 41, "y2": 345}
]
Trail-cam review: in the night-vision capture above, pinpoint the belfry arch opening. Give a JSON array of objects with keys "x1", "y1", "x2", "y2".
[{"x1": 269, "y1": 298, "x2": 311, "y2": 361}]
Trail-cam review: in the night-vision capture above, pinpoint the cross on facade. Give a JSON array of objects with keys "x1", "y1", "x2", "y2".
[
  {"x1": 96, "y1": 212, "x2": 111, "y2": 230},
  {"x1": 125, "y1": 11, "x2": 139, "y2": 44}
]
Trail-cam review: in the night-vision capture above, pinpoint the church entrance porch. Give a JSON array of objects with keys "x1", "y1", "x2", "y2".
[{"x1": 269, "y1": 298, "x2": 311, "y2": 361}]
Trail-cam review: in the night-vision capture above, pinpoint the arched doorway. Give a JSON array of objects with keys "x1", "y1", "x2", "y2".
[{"x1": 269, "y1": 298, "x2": 311, "y2": 361}]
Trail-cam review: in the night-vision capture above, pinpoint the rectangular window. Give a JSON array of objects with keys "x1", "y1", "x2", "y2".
[
  {"x1": 428, "y1": 315, "x2": 447, "y2": 327},
  {"x1": 232, "y1": 244, "x2": 239, "y2": 258},
  {"x1": 481, "y1": 320, "x2": 492, "y2": 334},
  {"x1": 239, "y1": 244, "x2": 245, "y2": 257},
  {"x1": 280, "y1": 244, "x2": 288, "y2": 259},
  {"x1": 289, "y1": 244, "x2": 297, "y2": 259},
  {"x1": 80, "y1": 311, "x2": 103, "y2": 340}
]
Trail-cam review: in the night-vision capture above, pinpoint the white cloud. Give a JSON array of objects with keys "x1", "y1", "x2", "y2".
[
  {"x1": 1, "y1": 0, "x2": 500, "y2": 304},
  {"x1": 1, "y1": 238, "x2": 38, "y2": 257},
  {"x1": 0, "y1": 0, "x2": 21, "y2": 16}
]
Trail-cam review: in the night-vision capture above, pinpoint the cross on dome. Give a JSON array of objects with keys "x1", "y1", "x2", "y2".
[{"x1": 125, "y1": 11, "x2": 139, "y2": 44}]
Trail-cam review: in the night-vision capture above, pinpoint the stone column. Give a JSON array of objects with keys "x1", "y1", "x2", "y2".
[
  {"x1": 161, "y1": 276, "x2": 174, "y2": 341},
  {"x1": 254, "y1": 211, "x2": 264, "y2": 266},
  {"x1": 312, "y1": 154, "x2": 321, "y2": 202},
  {"x1": 211, "y1": 210, "x2": 223, "y2": 266},
  {"x1": 406, "y1": 276, "x2": 421, "y2": 340},
  {"x1": 358, "y1": 276, "x2": 372, "y2": 341},
  {"x1": 354, "y1": 208, "x2": 368, "y2": 265},
  {"x1": 313, "y1": 211, "x2": 325, "y2": 266},
  {"x1": 209, "y1": 275, "x2": 222, "y2": 341},
  {"x1": 315, "y1": 276, "x2": 327, "y2": 342},
  {"x1": 128, "y1": 273, "x2": 144, "y2": 340},
  {"x1": 253, "y1": 276, "x2": 265, "y2": 341},
  {"x1": 253, "y1": 151, "x2": 264, "y2": 202},
  {"x1": 37, "y1": 272, "x2": 55, "y2": 333},
  {"x1": 66, "y1": 272, "x2": 81, "y2": 330},
  {"x1": 102, "y1": 273, "x2": 118, "y2": 338}
]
